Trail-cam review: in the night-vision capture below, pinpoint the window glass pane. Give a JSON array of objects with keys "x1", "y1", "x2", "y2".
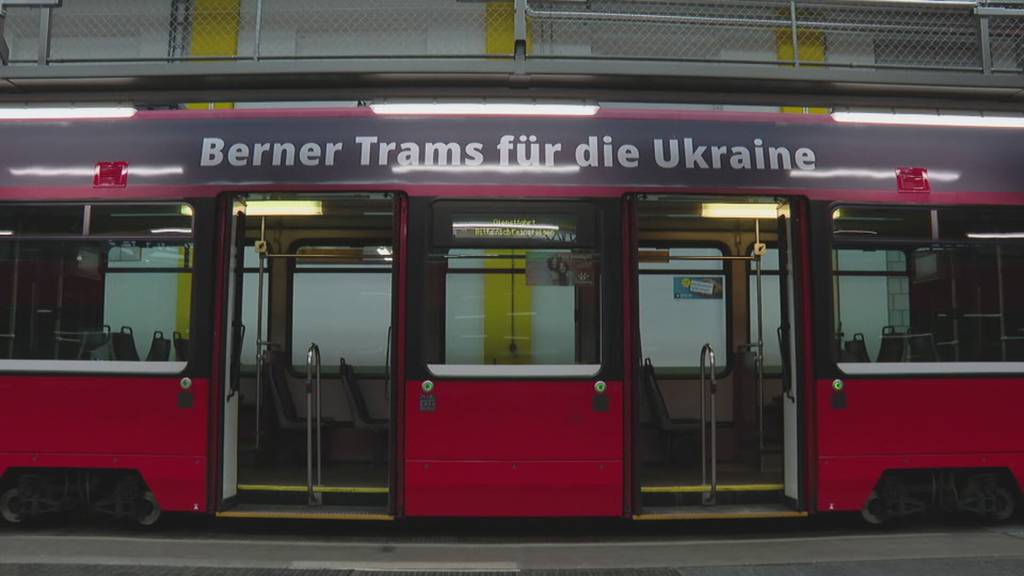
[
  {"x1": 429, "y1": 248, "x2": 601, "y2": 366},
  {"x1": 749, "y1": 248, "x2": 781, "y2": 371},
  {"x1": 938, "y1": 207, "x2": 1024, "y2": 241},
  {"x1": 833, "y1": 232, "x2": 1024, "y2": 367},
  {"x1": 240, "y1": 246, "x2": 267, "y2": 371},
  {"x1": 89, "y1": 204, "x2": 193, "y2": 236},
  {"x1": 833, "y1": 206, "x2": 932, "y2": 240},
  {"x1": 0, "y1": 239, "x2": 191, "y2": 370},
  {"x1": 639, "y1": 246, "x2": 727, "y2": 372},
  {"x1": 290, "y1": 245, "x2": 392, "y2": 374},
  {"x1": 0, "y1": 205, "x2": 83, "y2": 236}
]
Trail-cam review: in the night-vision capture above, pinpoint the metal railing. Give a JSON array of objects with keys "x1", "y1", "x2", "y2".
[
  {"x1": 699, "y1": 343, "x2": 717, "y2": 506},
  {"x1": 1, "y1": 1, "x2": 1022, "y2": 76},
  {"x1": 305, "y1": 341, "x2": 323, "y2": 506}
]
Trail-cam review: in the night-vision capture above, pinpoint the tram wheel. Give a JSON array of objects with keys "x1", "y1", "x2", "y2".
[
  {"x1": 979, "y1": 485, "x2": 1015, "y2": 521},
  {"x1": 0, "y1": 487, "x2": 24, "y2": 524},
  {"x1": 136, "y1": 491, "x2": 161, "y2": 527},
  {"x1": 861, "y1": 490, "x2": 887, "y2": 525}
]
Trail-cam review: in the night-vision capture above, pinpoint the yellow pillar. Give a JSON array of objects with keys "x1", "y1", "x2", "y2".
[
  {"x1": 186, "y1": 0, "x2": 241, "y2": 110},
  {"x1": 485, "y1": 2, "x2": 530, "y2": 56},
  {"x1": 777, "y1": 28, "x2": 828, "y2": 114},
  {"x1": 483, "y1": 250, "x2": 532, "y2": 365}
]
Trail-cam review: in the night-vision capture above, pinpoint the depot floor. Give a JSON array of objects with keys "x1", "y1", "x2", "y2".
[{"x1": 2, "y1": 514, "x2": 1024, "y2": 575}]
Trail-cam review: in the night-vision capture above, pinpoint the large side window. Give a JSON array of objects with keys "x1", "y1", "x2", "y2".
[
  {"x1": 424, "y1": 202, "x2": 602, "y2": 377},
  {"x1": 289, "y1": 244, "x2": 392, "y2": 375},
  {"x1": 638, "y1": 246, "x2": 728, "y2": 375},
  {"x1": 832, "y1": 205, "x2": 1024, "y2": 373},
  {"x1": 0, "y1": 203, "x2": 193, "y2": 373}
]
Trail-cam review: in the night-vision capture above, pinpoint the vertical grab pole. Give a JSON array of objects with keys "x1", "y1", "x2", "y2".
[
  {"x1": 306, "y1": 343, "x2": 323, "y2": 506},
  {"x1": 254, "y1": 217, "x2": 266, "y2": 450},
  {"x1": 700, "y1": 343, "x2": 717, "y2": 506},
  {"x1": 699, "y1": 344, "x2": 708, "y2": 499},
  {"x1": 755, "y1": 219, "x2": 766, "y2": 468}
]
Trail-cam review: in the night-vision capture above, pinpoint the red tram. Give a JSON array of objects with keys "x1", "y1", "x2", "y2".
[{"x1": 0, "y1": 106, "x2": 1022, "y2": 525}]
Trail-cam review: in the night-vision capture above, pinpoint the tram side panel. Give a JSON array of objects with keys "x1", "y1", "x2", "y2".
[
  {"x1": 815, "y1": 376, "x2": 1024, "y2": 512},
  {"x1": 812, "y1": 202, "x2": 1024, "y2": 516},
  {"x1": 0, "y1": 374, "x2": 210, "y2": 513}
]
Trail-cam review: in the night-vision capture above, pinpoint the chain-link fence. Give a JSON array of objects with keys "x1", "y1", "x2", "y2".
[
  {"x1": 527, "y1": 0, "x2": 1024, "y2": 73},
  {"x1": 2, "y1": 0, "x2": 514, "y2": 63},
  {"x1": 1, "y1": 0, "x2": 1022, "y2": 72}
]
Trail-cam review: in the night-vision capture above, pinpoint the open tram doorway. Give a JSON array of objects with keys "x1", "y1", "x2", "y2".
[
  {"x1": 219, "y1": 193, "x2": 397, "y2": 519},
  {"x1": 631, "y1": 195, "x2": 803, "y2": 519}
]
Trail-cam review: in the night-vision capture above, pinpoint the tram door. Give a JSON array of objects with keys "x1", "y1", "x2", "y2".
[
  {"x1": 219, "y1": 193, "x2": 397, "y2": 519},
  {"x1": 632, "y1": 195, "x2": 802, "y2": 518},
  {"x1": 403, "y1": 199, "x2": 624, "y2": 517}
]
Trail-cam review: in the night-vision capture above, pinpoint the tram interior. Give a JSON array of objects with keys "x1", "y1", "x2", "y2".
[
  {"x1": 231, "y1": 194, "x2": 394, "y2": 502},
  {"x1": 635, "y1": 196, "x2": 794, "y2": 505}
]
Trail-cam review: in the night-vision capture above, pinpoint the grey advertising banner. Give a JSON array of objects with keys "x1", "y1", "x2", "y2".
[{"x1": 1, "y1": 114, "x2": 1021, "y2": 193}]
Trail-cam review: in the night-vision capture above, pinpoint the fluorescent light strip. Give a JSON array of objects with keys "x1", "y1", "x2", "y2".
[
  {"x1": 371, "y1": 103, "x2": 599, "y2": 116},
  {"x1": 701, "y1": 203, "x2": 779, "y2": 219},
  {"x1": 246, "y1": 200, "x2": 323, "y2": 217},
  {"x1": 150, "y1": 228, "x2": 193, "y2": 235},
  {"x1": 832, "y1": 112, "x2": 1024, "y2": 129},
  {"x1": 966, "y1": 232, "x2": 1024, "y2": 239},
  {"x1": 0, "y1": 230, "x2": 12, "y2": 236},
  {"x1": 0, "y1": 107, "x2": 137, "y2": 120}
]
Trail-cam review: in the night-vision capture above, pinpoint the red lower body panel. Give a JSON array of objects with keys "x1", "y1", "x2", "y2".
[
  {"x1": 0, "y1": 453, "x2": 206, "y2": 512},
  {"x1": 405, "y1": 460, "x2": 622, "y2": 517},
  {"x1": 0, "y1": 375, "x2": 209, "y2": 513},
  {"x1": 815, "y1": 377, "x2": 1024, "y2": 512},
  {"x1": 403, "y1": 379, "x2": 624, "y2": 517}
]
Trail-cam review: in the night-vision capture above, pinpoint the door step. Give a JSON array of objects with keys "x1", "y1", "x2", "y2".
[
  {"x1": 234, "y1": 483, "x2": 389, "y2": 507},
  {"x1": 641, "y1": 482, "x2": 783, "y2": 494},
  {"x1": 216, "y1": 503, "x2": 393, "y2": 521},
  {"x1": 238, "y1": 483, "x2": 388, "y2": 494},
  {"x1": 634, "y1": 503, "x2": 807, "y2": 521}
]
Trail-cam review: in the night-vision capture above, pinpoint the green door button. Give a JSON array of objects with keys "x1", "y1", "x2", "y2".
[
  {"x1": 594, "y1": 381, "x2": 607, "y2": 394},
  {"x1": 422, "y1": 380, "x2": 434, "y2": 393}
]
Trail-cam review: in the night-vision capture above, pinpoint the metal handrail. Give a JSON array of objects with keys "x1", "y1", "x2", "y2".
[
  {"x1": 305, "y1": 342, "x2": 323, "y2": 506},
  {"x1": 700, "y1": 343, "x2": 717, "y2": 506}
]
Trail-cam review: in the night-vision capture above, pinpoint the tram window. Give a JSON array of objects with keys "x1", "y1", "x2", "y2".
[
  {"x1": 638, "y1": 246, "x2": 728, "y2": 375},
  {"x1": 832, "y1": 206, "x2": 1024, "y2": 373},
  {"x1": 90, "y1": 204, "x2": 193, "y2": 236},
  {"x1": 0, "y1": 204, "x2": 84, "y2": 236},
  {"x1": 0, "y1": 202, "x2": 193, "y2": 372},
  {"x1": 426, "y1": 247, "x2": 601, "y2": 373},
  {"x1": 289, "y1": 245, "x2": 392, "y2": 375},
  {"x1": 748, "y1": 247, "x2": 782, "y2": 373}
]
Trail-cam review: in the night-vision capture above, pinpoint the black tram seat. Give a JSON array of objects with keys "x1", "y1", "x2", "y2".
[
  {"x1": 264, "y1": 350, "x2": 305, "y2": 432},
  {"x1": 876, "y1": 326, "x2": 905, "y2": 362},
  {"x1": 173, "y1": 331, "x2": 189, "y2": 362},
  {"x1": 642, "y1": 358, "x2": 699, "y2": 464},
  {"x1": 145, "y1": 331, "x2": 171, "y2": 362},
  {"x1": 339, "y1": 357, "x2": 389, "y2": 464},
  {"x1": 842, "y1": 333, "x2": 871, "y2": 363},
  {"x1": 111, "y1": 326, "x2": 140, "y2": 361},
  {"x1": 905, "y1": 332, "x2": 938, "y2": 362},
  {"x1": 265, "y1": 350, "x2": 348, "y2": 431}
]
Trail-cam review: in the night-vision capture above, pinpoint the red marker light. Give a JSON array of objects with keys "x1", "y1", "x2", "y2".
[
  {"x1": 896, "y1": 167, "x2": 929, "y2": 193},
  {"x1": 94, "y1": 161, "x2": 128, "y2": 188}
]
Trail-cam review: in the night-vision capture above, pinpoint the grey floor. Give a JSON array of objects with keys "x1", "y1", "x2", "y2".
[{"x1": 1, "y1": 516, "x2": 1023, "y2": 575}]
